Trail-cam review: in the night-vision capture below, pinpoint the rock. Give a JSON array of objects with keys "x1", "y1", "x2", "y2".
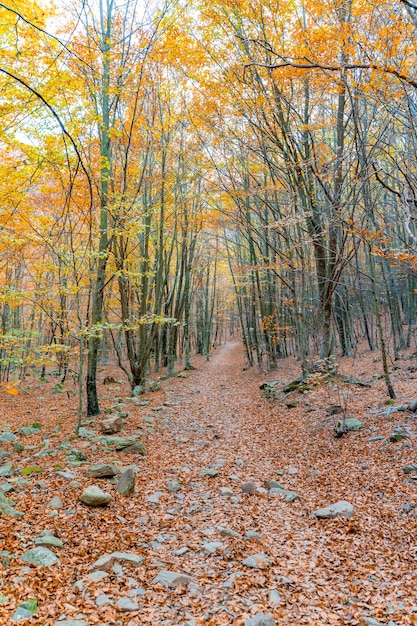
[
  {"x1": 368, "y1": 436, "x2": 384, "y2": 442},
  {"x1": 269, "y1": 488, "x2": 300, "y2": 502},
  {"x1": 0, "y1": 432, "x2": 18, "y2": 443},
  {"x1": 48, "y1": 496, "x2": 63, "y2": 510},
  {"x1": 34, "y1": 536, "x2": 63, "y2": 548},
  {"x1": 264, "y1": 480, "x2": 284, "y2": 490},
  {"x1": 146, "y1": 492, "x2": 164, "y2": 504},
  {"x1": 269, "y1": 589, "x2": 281, "y2": 606},
  {"x1": 334, "y1": 418, "x2": 363, "y2": 437},
  {"x1": 89, "y1": 551, "x2": 144, "y2": 572},
  {"x1": 54, "y1": 619, "x2": 88, "y2": 626},
  {"x1": 99, "y1": 415, "x2": 124, "y2": 434},
  {"x1": 244, "y1": 613, "x2": 276, "y2": 626},
  {"x1": 313, "y1": 500, "x2": 354, "y2": 519},
  {"x1": 0, "y1": 500, "x2": 24, "y2": 518},
  {"x1": 56, "y1": 471, "x2": 75, "y2": 480},
  {"x1": 80, "y1": 485, "x2": 112, "y2": 507},
  {"x1": 116, "y1": 597, "x2": 139, "y2": 611},
  {"x1": 86, "y1": 463, "x2": 121, "y2": 478},
  {"x1": 167, "y1": 480, "x2": 181, "y2": 493},
  {"x1": 175, "y1": 547, "x2": 189, "y2": 555},
  {"x1": 325, "y1": 404, "x2": 344, "y2": 415},
  {"x1": 203, "y1": 541, "x2": 223, "y2": 554},
  {"x1": 115, "y1": 469, "x2": 136, "y2": 496},
  {"x1": 245, "y1": 530, "x2": 261, "y2": 540},
  {"x1": 0, "y1": 463, "x2": 14, "y2": 477},
  {"x1": 19, "y1": 426, "x2": 41, "y2": 436},
  {"x1": 218, "y1": 526, "x2": 238, "y2": 537},
  {"x1": 95, "y1": 593, "x2": 113, "y2": 607},
  {"x1": 242, "y1": 553, "x2": 270, "y2": 569},
  {"x1": 287, "y1": 467, "x2": 298, "y2": 475},
  {"x1": 12, "y1": 599, "x2": 38, "y2": 622},
  {"x1": 276, "y1": 575, "x2": 294, "y2": 585},
  {"x1": 67, "y1": 449, "x2": 87, "y2": 462},
  {"x1": 78, "y1": 427, "x2": 96, "y2": 438},
  {"x1": 21, "y1": 547, "x2": 60, "y2": 566},
  {"x1": 86, "y1": 570, "x2": 109, "y2": 582},
  {"x1": 219, "y1": 487, "x2": 233, "y2": 496},
  {"x1": 152, "y1": 570, "x2": 194, "y2": 588},
  {"x1": 403, "y1": 464, "x2": 417, "y2": 474},
  {"x1": 132, "y1": 385, "x2": 144, "y2": 397},
  {"x1": 199, "y1": 469, "x2": 218, "y2": 477},
  {"x1": 13, "y1": 442, "x2": 25, "y2": 453},
  {"x1": 242, "y1": 482, "x2": 257, "y2": 494}
]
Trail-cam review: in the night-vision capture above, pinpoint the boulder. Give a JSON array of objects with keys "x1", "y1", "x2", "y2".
[
  {"x1": 115, "y1": 469, "x2": 136, "y2": 496},
  {"x1": 313, "y1": 500, "x2": 354, "y2": 519},
  {"x1": 152, "y1": 569, "x2": 194, "y2": 588},
  {"x1": 99, "y1": 415, "x2": 124, "y2": 434},
  {"x1": 21, "y1": 547, "x2": 60, "y2": 567},
  {"x1": 86, "y1": 464, "x2": 121, "y2": 478},
  {"x1": 90, "y1": 551, "x2": 144, "y2": 572},
  {"x1": 80, "y1": 485, "x2": 112, "y2": 507},
  {"x1": 242, "y1": 553, "x2": 270, "y2": 569},
  {"x1": 245, "y1": 613, "x2": 276, "y2": 625}
]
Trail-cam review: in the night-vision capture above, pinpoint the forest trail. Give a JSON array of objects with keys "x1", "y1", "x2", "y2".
[{"x1": 1, "y1": 341, "x2": 417, "y2": 625}]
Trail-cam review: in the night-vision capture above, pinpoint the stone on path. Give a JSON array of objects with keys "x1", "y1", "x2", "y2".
[
  {"x1": 80, "y1": 485, "x2": 112, "y2": 507},
  {"x1": 34, "y1": 535, "x2": 63, "y2": 548},
  {"x1": 152, "y1": 569, "x2": 194, "y2": 588},
  {"x1": 241, "y1": 482, "x2": 257, "y2": 494},
  {"x1": 86, "y1": 464, "x2": 121, "y2": 478},
  {"x1": 313, "y1": 500, "x2": 354, "y2": 519},
  {"x1": 242, "y1": 553, "x2": 270, "y2": 569},
  {"x1": 167, "y1": 479, "x2": 181, "y2": 493},
  {"x1": 48, "y1": 496, "x2": 63, "y2": 510},
  {"x1": 115, "y1": 469, "x2": 136, "y2": 496},
  {"x1": 269, "y1": 589, "x2": 282, "y2": 606},
  {"x1": 89, "y1": 551, "x2": 144, "y2": 572},
  {"x1": 116, "y1": 597, "x2": 139, "y2": 611},
  {"x1": 99, "y1": 415, "x2": 124, "y2": 434},
  {"x1": 54, "y1": 621, "x2": 88, "y2": 626},
  {"x1": 244, "y1": 613, "x2": 276, "y2": 626},
  {"x1": 21, "y1": 547, "x2": 60, "y2": 567}
]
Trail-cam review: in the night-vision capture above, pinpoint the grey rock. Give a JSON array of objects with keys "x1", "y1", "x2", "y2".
[
  {"x1": 276, "y1": 575, "x2": 294, "y2": 585},
  {"x1": 116, "y1": 597, "x2": 139, "y2": 611},
  {"x1": 167, "y1": 480, "x2": 181, "y2": 493},
  {"x1": 86, "y1": 463, "x2": 121, "y2": 478},
  {"x1": 21, "y1": 547, "x2": 60, "y2": 567},
  {"x1": 99, "y1": 415, "x2": 124, "y2": 434},
  {"x1": 78, "y1": 427, "x2": 96, "y2": 438},
  {"x1": 146, "y1": 492, "x2": 164, "y2": 504},
  {"x1": 0, "y1": 432, "x2": 18, "y2": 443},
  {"x1": 245, "y1": 613, "x2": 276, "y2": 626},
  {"x1": 86, "y1": 570, "x2": 109, "y2": 582},
  {"x1": 90, "y1": 551, "x2": 144, "y2": 572},
  {"x1": 218, "y1": 526, "x2": 238, "y2": 537},
  {"x1": 219, "y1": 487, "x2": 233, "y2": 496},
  {"x1": 0, "y1": 463, "x2": 14, "y2": 477},
  {"x1": 313, "y1": 500, "x2": 354, "y2": 519},
  {"x1": 48, "y1": 496, "x2": 63, "y2": 510},
  {"x1": 287, "y1": 467, "x2": 298, "y2": 475},
  {"x1": 242, "y1": 553, "x2": 270, "y2": 569},
  {"x1": 269, "y1": 589, "x2": 282, "y2": 606},
  {"x1": 56, "y1": 471, "x2": 75, "y2": 480},
  {"x1": 245, "y1": 530, "x2": 261, "y2": 541},
  {"x1": 369, "y1": 436, "x2": 384, "y2": 442},
  {"x1": 152, "y1": 569, "x2": 194, "y2": 588},
  {"x1": 241, "y1": 482, "x2": 257, "y2": 494},
  {"x1": 80, "y1": 485, "x2": 112, "y2": 507},
  {"x1": 67, "y1": 449, "x2": 87, "y2": 462},
  {"x1": 53, "y1": 621, "x2": 88, "y2": 626},
  {"x1": 269, "y1": 488, "x2": 300, "y2": 502},
  {"x1": 95, "y1": 593, "x2": 113, "y2": 607},
  {"x1": 115, "y1": 469, "x2": 136, "y2": 496},
  {"x1": 199, "y1": 469, "x2": 218, "y2": 477},
  {"x1": 174, "y1": 547, "x2": 189, "y2": 555},
  {"x1": 19, "y1": 426, "x2": 41, "y2": 436},
  {"x1": 203, "y1": 541, "x2": 223, "y2": 554},
  {"x1": 34, "y1": 535, "x2": 63, "y2": 548},
  {"x1": 13, "y1": 442, "x2": 25, "y2": 453},
  {"x1": 403, "y1": 464, "x2": 417, "y2": 474},
  {"x1": 264, "y1": 480, "x2": 284, "y2": 490}
]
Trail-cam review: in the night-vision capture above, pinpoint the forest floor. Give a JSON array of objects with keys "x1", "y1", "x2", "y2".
[{"x1": 0, "y1": 341, "x2": 417, "y2": 625}]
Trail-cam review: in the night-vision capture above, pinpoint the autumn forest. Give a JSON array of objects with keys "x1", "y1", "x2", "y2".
[{"x1": 0, "y1": 0, "x2": 417, "y2": 624}]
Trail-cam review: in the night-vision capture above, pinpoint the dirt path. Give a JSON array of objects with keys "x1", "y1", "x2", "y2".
[{"x1": 1, "y1": 341, "x2": 416, "y2": 625}]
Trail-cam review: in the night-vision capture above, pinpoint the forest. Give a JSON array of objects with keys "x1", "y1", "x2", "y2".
[{"x1": 0, "y1": 0, "x2": 417, "y2": 624}]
